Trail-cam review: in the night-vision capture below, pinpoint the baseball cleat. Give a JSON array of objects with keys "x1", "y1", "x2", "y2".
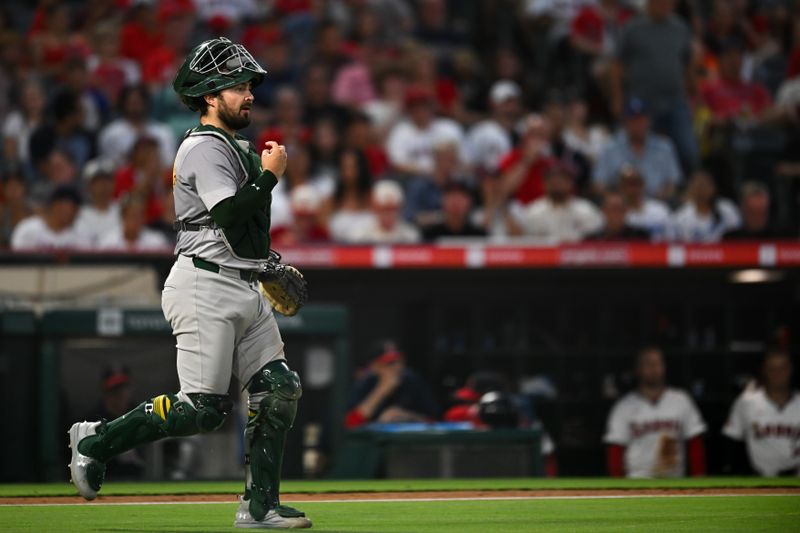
[
  {"x1": 68, "y1": 421, "x2": 107, "y2": 501},
  {"x1": 234, "y1": 497, "x2": 312, "y2": 529}
]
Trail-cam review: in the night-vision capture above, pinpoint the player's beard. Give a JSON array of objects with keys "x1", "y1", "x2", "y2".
[{"x1": 218, "y1": 99, "x2": 251, "y2": 131}]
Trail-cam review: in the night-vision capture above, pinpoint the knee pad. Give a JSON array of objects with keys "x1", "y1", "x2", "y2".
[
  {"x1": 147, "y1": 392, "x2": 232, "y2": 436},
  {"x1": 247, "y1": 360, "x2": 302, "y2": 431},
  {"x1": 185, "y1": 393, "x2": 233, "y2": 433}
]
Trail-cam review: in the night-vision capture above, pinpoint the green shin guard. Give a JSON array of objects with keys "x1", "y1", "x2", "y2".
[
  {"x1": 77, "y1": 392, "x2": 232, "y2": 463},
  {"x1": 244, "y1": 360, "x2": 303, "y2": 521}
]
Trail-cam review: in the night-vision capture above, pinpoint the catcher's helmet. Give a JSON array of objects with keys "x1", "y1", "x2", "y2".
[{"x1": 173, "y1": 37, "x2": 266, "y2": 111}]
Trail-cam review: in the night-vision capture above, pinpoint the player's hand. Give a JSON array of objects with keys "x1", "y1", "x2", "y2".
[{"x1": 261, "y1": 141, "x2": 288, "y2": 177}]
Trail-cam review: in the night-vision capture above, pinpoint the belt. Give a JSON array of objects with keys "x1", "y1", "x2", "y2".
[
  {"x1": 174, "y1": 220, "x2": 217, "y2": 231},
  {"x1": 191, "y1": 257, "x2": 260, "y2": 283}
]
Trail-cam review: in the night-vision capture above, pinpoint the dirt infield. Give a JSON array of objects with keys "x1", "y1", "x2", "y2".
[{"x1": 2, "y1": 487, "x2": 799, "y2": 506}]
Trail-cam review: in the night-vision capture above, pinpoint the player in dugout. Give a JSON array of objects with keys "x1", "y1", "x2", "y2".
[
  {"x1": 604, "y1": 346, "x2": 707, "y2": 477},
  {"x1": 723, "y1": 349, "x2": 800, "y2": 476}
]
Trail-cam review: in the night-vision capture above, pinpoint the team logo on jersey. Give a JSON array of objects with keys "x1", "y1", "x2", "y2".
[
  {"x1": 751, "y1": 422, "x2": 800, "y2": 440},
  {"x1": 629, "y1": 419, "x2": 680, "y2": 438}
]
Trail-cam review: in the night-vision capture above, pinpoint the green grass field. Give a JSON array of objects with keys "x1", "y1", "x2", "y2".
[{"x1": 1, "y1": 478, "x2": 799, "y2": 532}]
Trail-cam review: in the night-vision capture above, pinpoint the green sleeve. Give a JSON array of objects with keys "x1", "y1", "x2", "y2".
[{"x1": 209, "y1": 170, "x2": 278, "y2": 228}]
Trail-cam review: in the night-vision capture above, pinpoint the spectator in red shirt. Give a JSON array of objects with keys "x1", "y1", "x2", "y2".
[
  {"x1": 701, "y1": 41, "x2": 772, "y2": 122},
  {"x1": 119, "y1": 2, "x2": 163, "y2": 68},
  {"x1": 112, "y1": 137, "x2": 167, "y2": 224},
  {"x1": 497, "y1": 114, "x2": 555, "y2": 206},
  {"x1": 270, "y1": 183, "x2": 331, "y2": 246}
]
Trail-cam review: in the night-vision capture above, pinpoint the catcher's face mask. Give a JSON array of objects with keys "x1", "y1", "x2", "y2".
[{"x1": 173, "y1": 37, "x2": 267, "y2": 110}]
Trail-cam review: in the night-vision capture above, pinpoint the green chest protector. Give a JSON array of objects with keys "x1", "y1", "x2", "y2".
[{"x1": 187, "y1": 124, "x2": 273, "y2": 260}]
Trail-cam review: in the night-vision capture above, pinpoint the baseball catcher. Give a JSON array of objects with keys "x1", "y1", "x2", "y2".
[{"x1": 68, "y1": 37, "x2": 311, "y2": 529}]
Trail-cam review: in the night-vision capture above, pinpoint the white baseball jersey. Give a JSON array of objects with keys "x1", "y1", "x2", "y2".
[
  {"x1": 604, "y1": 388, "x2": 706, "y2": 478},
  {"x1": 723, "y1": 389, "x2": 800, "y2": 476}
]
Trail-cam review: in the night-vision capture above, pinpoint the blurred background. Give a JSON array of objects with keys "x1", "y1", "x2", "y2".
[{"x1": 0, "y1": 0, "x2": 799, "y2": 482}]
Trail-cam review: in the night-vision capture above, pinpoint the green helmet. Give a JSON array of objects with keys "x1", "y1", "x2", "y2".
[{"x1": 173, "y1": 37, "x2": 267, "y2": 111}]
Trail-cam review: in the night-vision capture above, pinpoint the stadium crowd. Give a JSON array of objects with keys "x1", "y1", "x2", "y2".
[{"x1": 1, "y1": 0, "x2": 800, "y2": 251}]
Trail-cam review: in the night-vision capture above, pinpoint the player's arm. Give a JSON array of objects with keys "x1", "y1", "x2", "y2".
[
  {"x1": 209, "y1": 141, "x2": 287, "y2": 227},
  {"x1": 603, "y1": 402, "x2": 630, "y2": 477}
]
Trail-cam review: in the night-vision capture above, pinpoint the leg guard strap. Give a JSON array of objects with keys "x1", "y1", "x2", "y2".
[{"x1": 244, "y1": 360, "x2": 302, "y2": 521}]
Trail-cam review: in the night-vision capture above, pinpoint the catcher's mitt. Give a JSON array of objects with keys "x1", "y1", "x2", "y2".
[{"x1": 259, "y1": 251, "x2": 308, "y2": 316}]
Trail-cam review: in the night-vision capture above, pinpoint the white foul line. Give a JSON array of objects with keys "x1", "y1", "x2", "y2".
[{"x1": 2, "y1": 493, "x2": 799, "y2": 507}]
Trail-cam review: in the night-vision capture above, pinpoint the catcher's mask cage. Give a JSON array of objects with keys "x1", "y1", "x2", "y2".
[{"x1": 173, "y1": 37, "x2": 267, "y2": 111}]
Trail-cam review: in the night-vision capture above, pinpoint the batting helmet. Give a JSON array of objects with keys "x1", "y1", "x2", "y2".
[{"x1": 173, "y1": 37, "x2": 267, "y2": 111}]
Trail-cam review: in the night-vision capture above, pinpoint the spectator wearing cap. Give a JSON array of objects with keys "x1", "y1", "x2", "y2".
[
  {"x1": 587, "y1": 190, "x2": 650, "y2": 241},
  {"x1": 271, "y1": 184, "x2": 331, "y2": 246},
  {"x1": 593, "y1": 97, "x2": 682, "y2": 201},
  {"x1": 98, "y1": 84, "x2": 177, "y2": 169},
  {"x1": 617, "y1": 165, "x2": 672, "y2": 241},
  {"x1": 671, "y1": 170, "x2": 741, "y2": 243},
  {"x1": 10, "y1": 185, "x2": 87, "y2": 250},
  {"x1": 74, "y1": 159, "x2": 121, "y2": 247},
  {"x1": 0, "y1": 168, "x2": 32, "y2": 247},
  {"x1": 611, "y1": 0, "x2": 698, "y2": 171},
  {"x1": 349, "y1": 180, "x2": 420, "y2": 243},
  {"x1": 724, "y1": 182, "x2": 785, "y2": 240},
  {"x1": 329, "y1": 149, "x2": 374, "y2": 242},
  {"x1": 422, "y1": 180, "x2": 486, "y2": 241},
  {"x1": 84, "y1": 365, "x2": 144, "y2": 479},
  {"x1": 385, "y1": 86, "x2": 466, "y2": 177},
  {"x1": 465, "y1": 80, "x2": 522, "y2": 176},
  {"x1": 517, "y1": 164, "x2": 603, "y2": 243},
  {"x1": 344, "y1": 340, "x2": 440, "y2": 429},
  {"x1": 98, "y1": 194, "x2": 170, "y2": 252}
]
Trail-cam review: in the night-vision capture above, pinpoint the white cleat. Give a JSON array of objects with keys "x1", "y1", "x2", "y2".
[
  {"x1": 234, "y1": 497, "x2": 312, "y2": 529},
  {"x1": 68, "y1": 421, "x2": 106, "y2": 501}
]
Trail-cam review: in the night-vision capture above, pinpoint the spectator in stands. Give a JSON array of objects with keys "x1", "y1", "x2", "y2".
[
  {"x1": 671, "y1": 170, "x2": 741, "y2": 243},
  {"x1": 422, "y1": 180, "x2": 485, "y2": 241},
  {"x1": 10, "y1": 184, "x2": 86, "y2": 251},
  {"x1": 342, "y1": 111, "x2": 388, "y2": 178},
  {"x1": 349, "y1": 180, "x2": 420, "y2": 243},
  {"x1": 724, "y1": 182, "x2": 782, "y2": 240},
  {"x1": 256, "y1": 86, "x2": 310, "y2": 152},
  {"x1": 27, "y1": 3, "x2": 91, "y2": 78},
  {"x1": 113, "y1": 137, "x2": 169, "y2": 225},
  {"x1": 28, "y1": 89, "x2": 94, "y2": 172},
  {"x1": 98, "y1": 194, "x2": 170, "y2": 252},
  {"x1": 588, "y1": 190, "x2": 650, "y2": 241},
  {"x1": 98, "y1": 84, "x2": 176, "y2": 169},
  {"x1": 465, "y1": 80, "x2": 521, "y2": 176},
  {"x1": 308, "y1": 117, "x2": 341, "y2": 197},
  {"x1": 723, "y1": 349, "x2": 800, "y2": 477},
  {"x1": 271, "y1": 184, "x2": 331, "y2": 246},
  {"x1": 497, "y1": 114, "x2": 556, "y2": 206},
  {"x1": 385, "y1": 86, "x2": 465, "y2": 177},
  {"x1": 700, "y1": 41, "x2": 773, "y2": 123},
  {"x1": 612, "y1": 0, "x2": 698, "y2": 171},
  {"x1": 405, "y1": 139, "x2": 466, "y2": 226},
  {"x1": 74, "y1": 158, "x2": 120, "y2": 248},
  {"x1": 2, "y1": 78, "x2": 45, "y2": 170},
  {"x1": 617, "y1": 165, "x2": 672, "y2": 241},
  {"x1": 302, "y1": 62, "x2": 350, "y2": 128},
  {"x1": 87, "y1": 21, "x2": 141, "y2": 105},
  {"x1": 84, "y1": 365, "x2": 143, "y2": 479},
  {"x1": 562, "y1": 96, "x2": 610, "y2": 164},
  {"x1": 62, "y1": 56, "x2": 105, "y2": 133},
  {"x1": 344, "y1": 340, "x2": 440, "y2": 429},
  {"x1": 120, "y1": 0, "x2": 163, "y2": 68},
  {"x1": 362, "y1": 67, "x2": 407, "y2": 139},
  {"x1": 594, "y1": 97, "x2": 683, "y2": 201},
  {"x1": 29, "y1": 148, "x2": 80, "y2": 208},
  {"x1": 0, "y1": 168, "x2": 32, "y2": 247},
  {"x1": 543, "y1": 94, "x2": 593, "y2": 193},
  {"x1": 605, "y1": 346, "x2": 707, "y2": 478},
  {"x1": 517, "y1": 164, "x2": 603, "y2": 243},
  {"x1": 329, "y1": 149, "x2": 374, "y2": 242}
]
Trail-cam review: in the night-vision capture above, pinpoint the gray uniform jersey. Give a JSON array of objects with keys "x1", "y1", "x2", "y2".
[{"x1": 173, "y1": 131, "x2": 264, "y2": 271}]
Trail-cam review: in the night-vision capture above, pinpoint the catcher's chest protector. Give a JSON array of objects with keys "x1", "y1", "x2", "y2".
[{"x1": 187, "y1": 124, "x2": 273, "y2": 259}]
